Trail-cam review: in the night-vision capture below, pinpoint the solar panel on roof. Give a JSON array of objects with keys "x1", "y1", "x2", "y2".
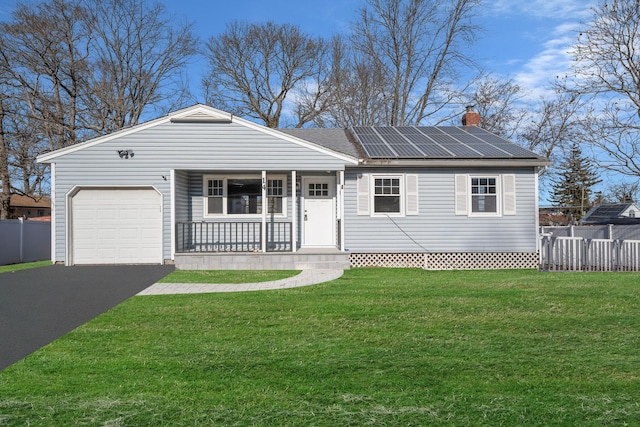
[
  {"x1": 460, "y1": 126, "x2": 546, "y2": 158},
  {"x1": 410, "y1": 139, "x2": 453, "y2": 156},
  {"x1": 352, "y1": 125, "x2": 543, "y2": 159},
  {"x1": 395, "y1": 126, "x2": 422, "y2": 134},
  {"x1": 353, "y1": 128, "x2": 397, "y2": 157},
  {"x1": 374, "y1": 127, "x2": 399, "y2": 135},
  {"x1": 412, "y1": 142, "x2": 454, "y2": 157}
]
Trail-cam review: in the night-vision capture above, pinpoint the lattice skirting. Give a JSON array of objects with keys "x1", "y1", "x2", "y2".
[
  {"x1": 349, "y1": 252, "x2": 425, "y2": 268},
  {"x1": 349, "y1": 252, "x2": 539, "y2": 270}
]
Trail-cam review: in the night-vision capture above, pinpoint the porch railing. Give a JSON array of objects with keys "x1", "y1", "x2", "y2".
[{"x1": 175, "y1": 221, "x2": 293, "y2": 253}]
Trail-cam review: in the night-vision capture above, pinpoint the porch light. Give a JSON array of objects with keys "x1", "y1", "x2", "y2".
[{"x1": 117, "y1": 150, "x2": 134, "y2": 159}]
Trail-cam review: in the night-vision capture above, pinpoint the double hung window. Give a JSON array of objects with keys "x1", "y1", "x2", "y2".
[
  {"x1": 455, "y1": 174, "x2": 516, "y2": 217},
  {"x1": 373, "y1": 177, "x2": 401, "y2": 214},
  {"x1": 357, "y1": 174, "x2": 418, "y2": 217},
  {"x1": 471, "y1": 177, "x2": 497, "y2": 214}
]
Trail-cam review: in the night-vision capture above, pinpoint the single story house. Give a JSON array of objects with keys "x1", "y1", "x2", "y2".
[
  {"x1": 582, "y1": 203, "x2": 640, "y2": 225},
  {"x1": 37, "y1": 104, "x2": 549, "y2": 270}
]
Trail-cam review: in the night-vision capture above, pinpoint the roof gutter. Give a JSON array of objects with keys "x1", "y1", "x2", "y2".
[{"x1": 358, "y1": 158, "x2": 552, "y2": 168}]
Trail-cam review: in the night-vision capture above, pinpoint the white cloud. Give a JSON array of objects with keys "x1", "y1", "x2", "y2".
[
  {"x1": 488, "y1": 0, "x2": 594, "y2": 19},
  {"x1": 513, "y1": 22, "x2": 582, "y2": 98}
]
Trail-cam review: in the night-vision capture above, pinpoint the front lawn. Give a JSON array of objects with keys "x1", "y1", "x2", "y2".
[
  {"x1": 0, "y1": 260, "x2": 51, "y2": 274},
  {"x1": 158, "y1": 269, "x2": 300, "y2": 284},
  {"x1": 1, "y1": 269, "x2": 639, "y2": 426}
]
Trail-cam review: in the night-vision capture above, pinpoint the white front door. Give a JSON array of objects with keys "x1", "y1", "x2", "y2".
[{"x1": 303, "y1": 176, "x2": 336, "y2": 248}]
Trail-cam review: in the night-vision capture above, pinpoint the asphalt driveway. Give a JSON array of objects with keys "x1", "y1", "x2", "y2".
[{"x1": 0, "y1": 264, "x2": 174, "y2": 371}]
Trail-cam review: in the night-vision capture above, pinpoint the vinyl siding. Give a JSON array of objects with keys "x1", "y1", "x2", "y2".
[
  {"x1": 344, "y1": 167, "x2": 538, "y2": 253},
  {"x1": 50, "y1": 121, "x2": 351, "y2": 262}
]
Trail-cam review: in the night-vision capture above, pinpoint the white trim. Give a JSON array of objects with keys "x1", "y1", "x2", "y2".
[
  {"x1": 261, "y1": 171, "x2": 267, "y2": 252},
  {"x1": 291, "y1": 170, "x2": 297, "y2": 252},
  {"x1": 370, "y1": 174, "x2": 405, "y2": 217},
  {"x1": 535, "y1": 173, "x2": 540, "y2": 255},
  {"x1": 37, "y1": 104, "x2": 358, "y2": 165},
  {"x1": 468, "y1": 175, "x2": 502, "y2": 217},
  {"x1": 339, "y1": 170, "x2": 345, "y2": 251},
  {"x1": 202, "y1": 173, "x2": 287, "y2": 218},
  {"x1": 170, "y1": 169, "x2": 176, "y2": 261},
  {"x1": 66, "y1": 185, "x2": 163, "y2": 265},
  {"x1": 50, "y1": 163, "x2": 56, "y2": 263}
]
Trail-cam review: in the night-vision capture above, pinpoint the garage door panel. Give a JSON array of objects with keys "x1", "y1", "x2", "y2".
[{"x1": 72, "y1": 189, "x2": 162, "y2": 265}]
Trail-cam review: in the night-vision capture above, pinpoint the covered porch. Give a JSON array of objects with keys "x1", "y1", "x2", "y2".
[{"x1": 171, "y1": 169, "x2": 349, "y2": 269}]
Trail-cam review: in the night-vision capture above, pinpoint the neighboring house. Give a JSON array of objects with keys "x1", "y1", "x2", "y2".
[
  {"x1": 0, "y1": 194, "x2": 51, "y2": 219},
  {"x1": 37, "y1": 104, "x2": 549, "y2": 270},
  {"x1": 539, "y1": 207, "x2": 571, "y2": 226},
  {"x1": 582, "y1": 203, "x2": 640, "y2": 225}
]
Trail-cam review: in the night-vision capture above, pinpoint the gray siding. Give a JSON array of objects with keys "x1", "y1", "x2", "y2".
[
  {"x1": 174, "y1": 170, "x2": 190, "y2": 222},
  {"x1": 343, "y1": 167, "x2": 538, "y2": 253},
  {"x1": 49, "y1": 121, "x2": 351, "y2": 262}
]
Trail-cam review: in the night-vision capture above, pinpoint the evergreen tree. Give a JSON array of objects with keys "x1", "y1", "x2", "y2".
[{"x1": 550, "y1": 142, "x2": 601, "y2": 222}]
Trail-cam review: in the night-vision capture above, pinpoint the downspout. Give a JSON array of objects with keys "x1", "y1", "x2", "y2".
[
  {"x1": 170, "y1": 169, "x2": 175, "y2": 261},
  {"x1": 339, "y1": 170, "x2": 345, "y2": 251},
  {"x1": 50, "y1": 163, "x2": 56, "y2": 263},
  {"x1": 261, "y1": 171, "x2": 267, "y2": 252}
]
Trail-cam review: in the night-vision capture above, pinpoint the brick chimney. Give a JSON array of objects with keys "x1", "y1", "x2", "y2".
[{"x1": 462, "y1": 105, "x2": 481, "y2": 126}]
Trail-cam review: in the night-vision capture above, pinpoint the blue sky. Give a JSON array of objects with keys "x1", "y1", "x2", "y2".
[
  {"x1": 160, "y1": 0, "x2": 595, "y2": 101},
  {"x1": 0, "y1": 0, "x2": 595, "y2": 105}
]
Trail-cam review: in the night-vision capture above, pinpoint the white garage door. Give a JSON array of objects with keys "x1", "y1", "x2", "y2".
[{"x1": 72, "y1": 188, "x2": 162, "y2": 265}]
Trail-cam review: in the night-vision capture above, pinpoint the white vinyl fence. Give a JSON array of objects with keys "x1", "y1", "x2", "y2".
[
  {"x1": 539, "y1": 235, "x2": 640, "y2": 272},
  {"x1": 0, "y1": 219, "x2": 51, "y2": 266}
]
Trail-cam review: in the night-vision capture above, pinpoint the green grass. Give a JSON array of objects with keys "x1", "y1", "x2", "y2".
[
  {"x1": 0, "y1": 260, "x2": 51, "y2": 274},
  {"x1": 1, "y1": 269, "x2": 639, "y2": 426},
  {"x1": 159, "y1": 269, "x2": 300, "y2": 284}
]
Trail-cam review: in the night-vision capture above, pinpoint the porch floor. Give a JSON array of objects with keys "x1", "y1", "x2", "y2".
[{"x1": 174, "y1": 248, "x2": 350, "y2": 270}]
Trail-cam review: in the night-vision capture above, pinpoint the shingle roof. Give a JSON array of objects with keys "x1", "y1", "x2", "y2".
[
  {"x1": 277, "y1": 128, "x2": 359, "y2": 158},
  {"x1": 2, "y1": 194, "x2": 51, "y2": 208},
  {"x1": 278, "y1": 126, "x2": 547, "y2": 164}
]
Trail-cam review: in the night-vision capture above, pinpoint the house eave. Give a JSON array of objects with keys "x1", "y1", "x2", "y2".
[{"x1": 357, "y1": 158, "x2": 551, "y2": 168}]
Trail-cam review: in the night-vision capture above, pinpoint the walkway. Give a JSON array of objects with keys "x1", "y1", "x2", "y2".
[{"x1": 137, "y1": 269, "x2": 344, "y2": 295}]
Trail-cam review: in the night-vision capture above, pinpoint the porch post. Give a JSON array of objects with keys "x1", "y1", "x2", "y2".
[
  {"x1": 339, "y1": 170, "x2": 345, "y2": 251},
  {"x1": 261, "y1": 170, "x2": 267, "y2": 252},
  {"x1": 170, "y1": 169, "x2": 175, "y2": 261},
  {"x1": 292, "y1": 170, "x2": 297, "y2": 252}
]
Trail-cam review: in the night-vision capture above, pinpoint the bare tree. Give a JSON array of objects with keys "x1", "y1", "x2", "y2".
[
  {"x1": 313, "y1": 36, "x2": 389, "y2": 128},
  {"x1": 0, "y1": 96, "x2": 10, "y2": 219},
  {"x1": 566, "y1": 0, "x2": 640, "y2": 177},
  {"x1": 467, "y1": 75, "x2": 526, "y2": 139},
  {"x1": 82, "y1": 0, "x2": 197, "y2": 134},
  {"x1": 606, "y1": 181, "x2": 639, "y2": 204},
  {"x1": 347, "y1": 0, "x2": 480, "y2": 126},
  {"x1": 0, "y1": 0, "x2": 196, "y2": 206},
  {"x1": 203, "y1": 21, "x2": 330, "y2": 128},
  {"x1": 0, "y1": 0, "x2": 89, "y2": 150},
  {"x1": 519, "y1": 91, "x2": 585, "y2": 165}
]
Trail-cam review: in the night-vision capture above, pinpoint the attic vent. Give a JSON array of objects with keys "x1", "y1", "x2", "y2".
[{"x1": 170, "y1": 112, "x2": 232, "y2": 123}]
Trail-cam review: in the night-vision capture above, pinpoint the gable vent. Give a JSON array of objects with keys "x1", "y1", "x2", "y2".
[{"x1": 170, "y1": 111, "x2": 232, "y2": 123}]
